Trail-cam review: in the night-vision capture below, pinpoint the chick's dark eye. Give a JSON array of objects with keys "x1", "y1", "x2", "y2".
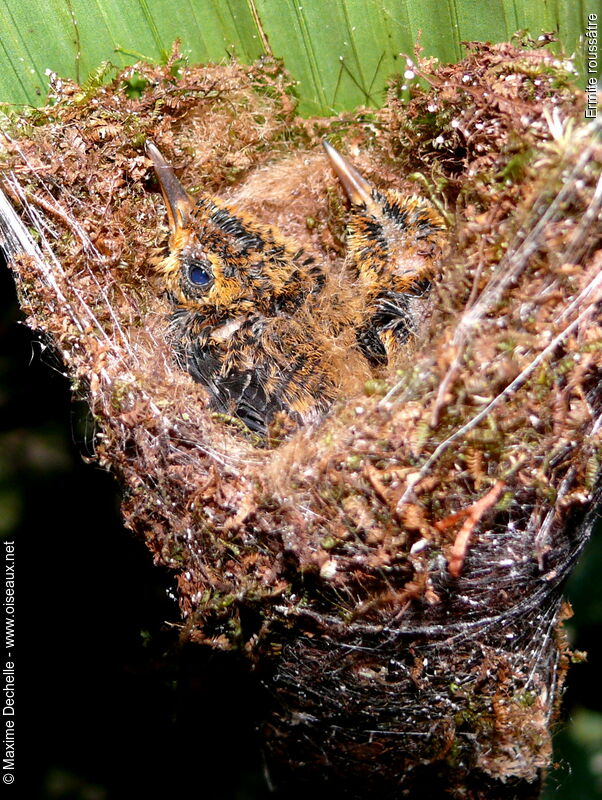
[{"x1": 187, "y1": 260, "x2": 212, "y2": 287}]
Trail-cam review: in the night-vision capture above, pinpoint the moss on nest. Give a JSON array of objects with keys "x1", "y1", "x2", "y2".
[{"x1": 1, "y1": 41, "x2": 601, "y2": 798}]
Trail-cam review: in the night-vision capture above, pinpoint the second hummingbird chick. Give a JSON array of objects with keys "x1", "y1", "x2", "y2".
[
  {"x1": 324, "y1": 141, "x2": 446, "y2": 366},
  {"x1": 147, "y1": 142, "x2": 346, "y2": 436}
]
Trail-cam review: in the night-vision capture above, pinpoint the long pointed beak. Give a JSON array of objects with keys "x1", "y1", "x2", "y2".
[
  {"x1": 322, "y1": 140, "x2": 375, "y2": 207},
  {"x1": 146, "y1": 141, "x2": 194, "y2": 234}
]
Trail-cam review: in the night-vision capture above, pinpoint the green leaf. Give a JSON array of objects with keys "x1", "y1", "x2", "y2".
[{"x1": 0, "y1": 0, "x2": 598, "y2": 113}]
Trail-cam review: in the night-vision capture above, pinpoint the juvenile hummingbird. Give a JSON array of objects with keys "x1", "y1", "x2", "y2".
[
  {"x1": 147, "y1": 142, "x2": 346, "y2": 436},
  {"x1": 323, "y1": 141, "x2": 446, "y2": 366}
]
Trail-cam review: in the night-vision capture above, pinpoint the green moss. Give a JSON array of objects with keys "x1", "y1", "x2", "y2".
[
  {"x1": 364, "y1": 379, "x2": 389, "y2": 396},
  {"x1": 130, "y1": 131, "x2": 148, "y2": 149},
  {"x1": 413, "y1": 421, "x2": 432, "y2": 450},
  {"x1": 164, "y1": 541, "x2": 186, "y2": 565},
  {"x1": 499, "y1": 147, "x2": 533, "y2": 183},
  {"x1": 321, "y1": 535, "x2": 338, "y2": 550},
  {"x1": 217, "y1": 539, "x2": 241, "y2": 557},
  {"x1": 346, "y1": 455, "x2": 363, "y2": 471},
  {"x1": 516, "y1": 690, "x2": 537, "y2": 708},
  {"x1": 122, "y1": 72, "x2": 149, "y2": 100},
  {"x1": 585, "y1": 454, "x2": 600, "y2": 490},
  {"x1": 495, "y1": 491, "x2": 515, "y2": 512},
  {"x1": 110, "y1": 378, "x2": 136, "y2": 412}
]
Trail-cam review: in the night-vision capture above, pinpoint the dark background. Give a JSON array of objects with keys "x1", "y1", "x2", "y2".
[{"x1": 1, "y1": 255, "x2": 601, "y2": 799}]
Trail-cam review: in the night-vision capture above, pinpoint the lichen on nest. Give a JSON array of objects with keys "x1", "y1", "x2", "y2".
[{"x1": 1, "y1": 41, "x2": 601, "y2": 797}]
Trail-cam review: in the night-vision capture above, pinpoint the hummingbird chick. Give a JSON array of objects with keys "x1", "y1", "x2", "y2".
[
  {"x1": 146, "y1": 141, "x2": 441, "y2": 437},
  {"x1": 147, "y1": 142, "x2": 337, "y2": 436},
  {"x1": 323, "y1": 141, "x2": 446, "y2": 366}
]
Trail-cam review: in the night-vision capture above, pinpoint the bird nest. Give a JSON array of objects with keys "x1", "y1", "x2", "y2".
[{"x1": 2, "y1": 41, "x2": 601, "y2": 798}]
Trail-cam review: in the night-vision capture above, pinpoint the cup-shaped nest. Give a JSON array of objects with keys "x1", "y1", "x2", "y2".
[{"x1": 2, "y1": 42, "x2": 601, "y2": 796}]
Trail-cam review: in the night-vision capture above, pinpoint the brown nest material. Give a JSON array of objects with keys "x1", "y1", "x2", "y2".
[{"x1": 1, "y1": 42, "x2": 601, "y2": 799}]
